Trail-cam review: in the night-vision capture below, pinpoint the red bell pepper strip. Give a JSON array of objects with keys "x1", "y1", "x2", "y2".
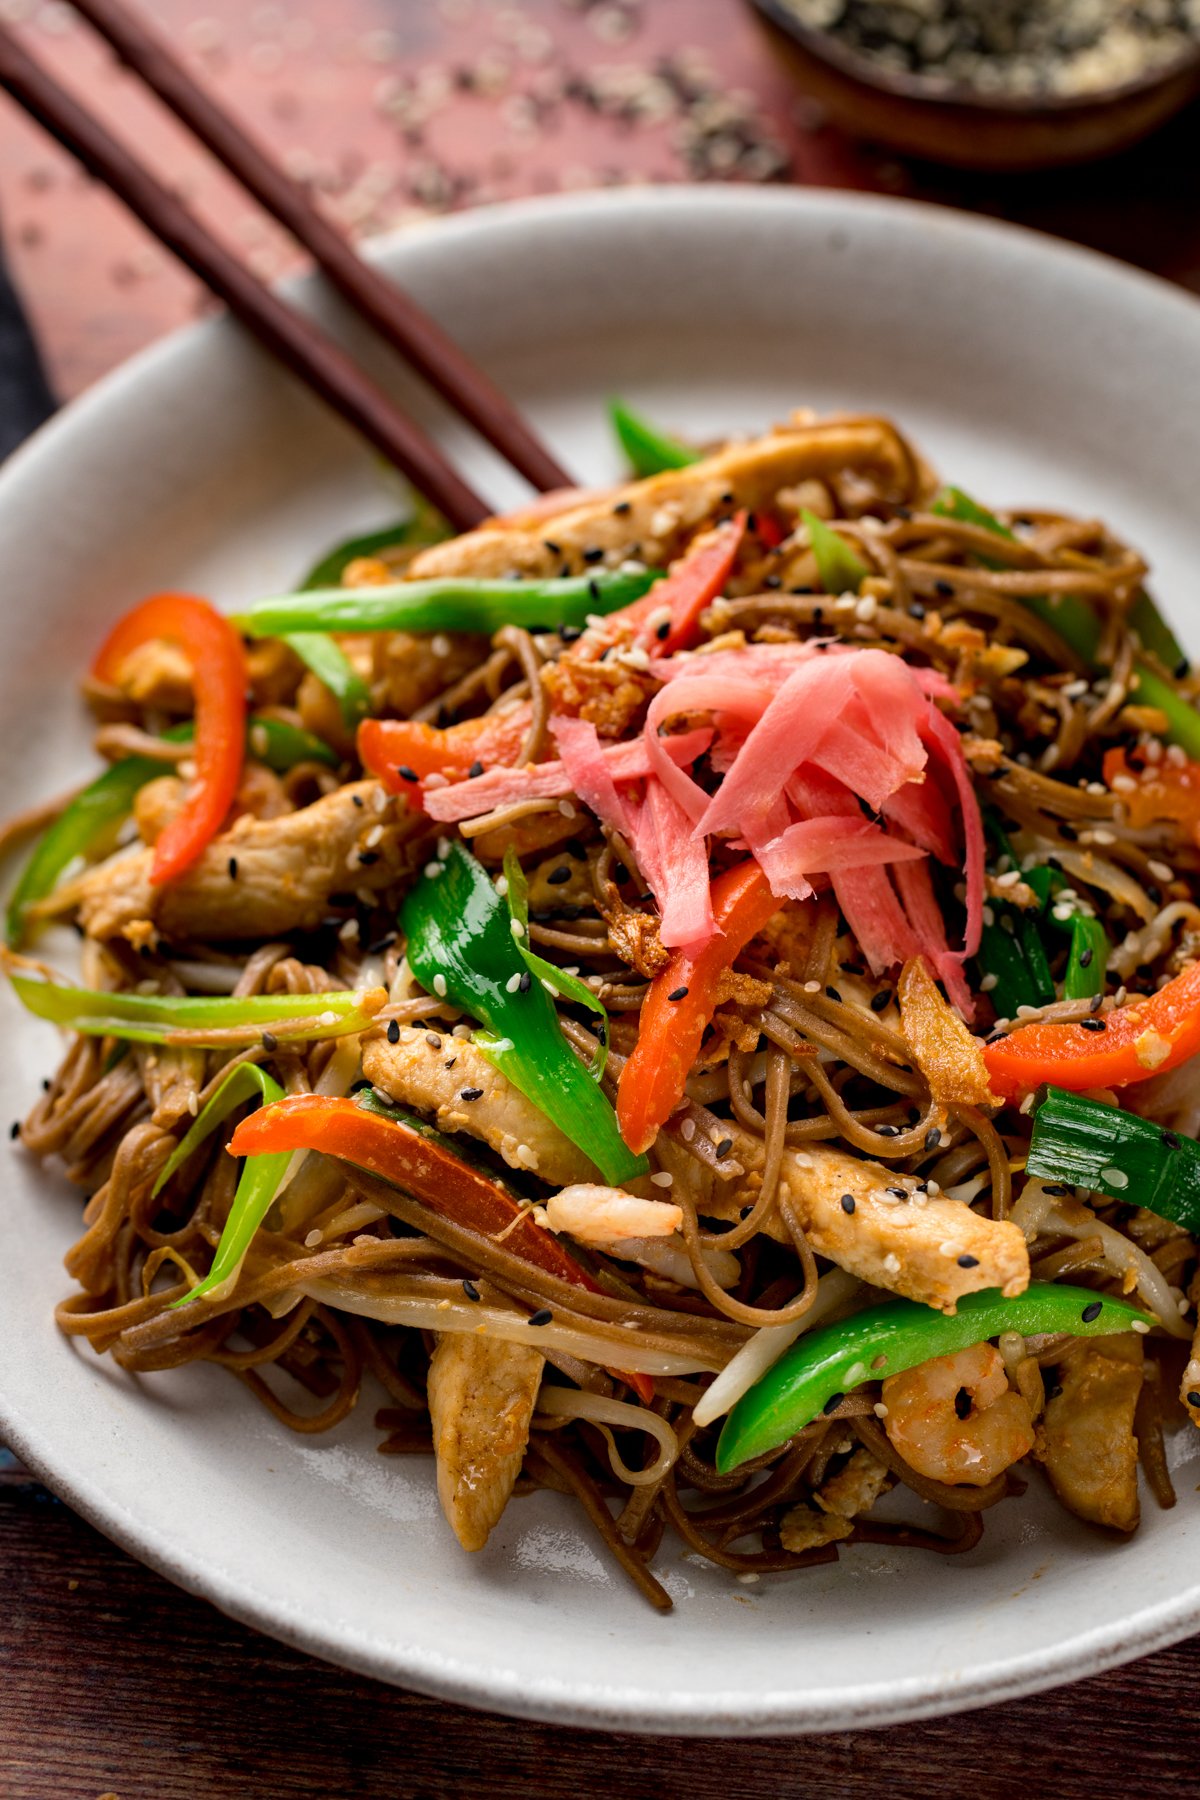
[
  {"x1": 617, "y1": 859, "x2": 781, "y2": 1155},
  {"x1": 984, "y1": 959, "x2": 1200, "y2": 1099},
  {"x1": 358, "y1": 703, "x2": 532, "y2": 805},
  {"x1": 589, "y1": 513, "x2": 746, "y2": 658},
  {"x1": 1104, "y1": 747, "x2": 1200, "y2": 844},
  {"x1": 227, "y1": 1094, "x2": 655, "y2": 1402},
  {"x1": 92, "y1": 594, "x2": 246, "y2": 886}
]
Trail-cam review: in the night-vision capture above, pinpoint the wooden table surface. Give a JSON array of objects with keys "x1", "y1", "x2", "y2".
[{"x1": 4, "y1": 2, "x2": 1200, "y2": 1793}]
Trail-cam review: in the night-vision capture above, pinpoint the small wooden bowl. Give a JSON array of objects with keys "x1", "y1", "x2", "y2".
[{"x1": 751, "y1": 0, "x2": 1200, "y2": 171}]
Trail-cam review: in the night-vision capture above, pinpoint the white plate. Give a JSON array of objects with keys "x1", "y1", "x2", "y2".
[{"x1": 3, "y1": 187, "x2": 1200, "y2": 1736}]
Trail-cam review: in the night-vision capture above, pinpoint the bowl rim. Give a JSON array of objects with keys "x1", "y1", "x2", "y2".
[
  {"x1": 750, "y1": 0, "x2": 1200, "y2": 118},
  {"x1": 5, "y1": 183, "x2": 1200, "y2": 1733}
]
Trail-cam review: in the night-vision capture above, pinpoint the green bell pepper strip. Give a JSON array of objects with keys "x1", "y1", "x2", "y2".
[
  {"x1": 716, "y1": 1282, "x2": 1153, "y2": 1473},
  {"x1": 235, "y1": 567, "x2": 663, "y2": 641},
  {"x1": 151, "y1": 1062, "x2": 289, "y2": 1308},
  {"x1": 1027, "y1": 1086, "x2": 1200, "y2": 1233},
  {"x1": 400, "y1": 839, "x2": 646, "y2": 1186},
  {"x1": 502, "y1": 845, "x2": 608, "y2": 1079},
  {"x1": 8, "y1": 974, "x2": 380, "y2": 1047},
  {"x1": 931, "y1": 486, "x2": 1200, "y2": 754},
  {"x1": 4, "y1": 715, "x2": 336, "y2": 948},
  {"x1": 608, "y1": 398, "x2": 699, "y2": 477},
  {"x1": 1062, "y1": 915, "x2": 1109, "y2": 1001},
  {"x1": 801, "y1": 509, "x2": 869, "y2": 596}
]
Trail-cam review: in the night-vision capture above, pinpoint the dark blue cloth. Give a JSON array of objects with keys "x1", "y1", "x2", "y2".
[{"x1": 0, "y1": 244, "x2": 55, "y2": 459}]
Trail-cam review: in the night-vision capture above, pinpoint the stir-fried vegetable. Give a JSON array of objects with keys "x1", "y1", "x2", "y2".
[
  {"x1": 299, "y1": 507, "x2": 447, "y2": 590},
  {"x1": 401, "y1": 839, "x2": 645, "y2": 1185},
  {"x1": 236, "y1": 568, "x2": 663, "y2": 640},
  {"x1": 501, "y1": 847, "x2": 608, "y2": 1074},
  {"x1": 153, "y1": 1062, "x2": 288, "y2": 1307},
  {"x1": 229, "y1": 1091, "x2": 601, "y2": 1291},
  {"x1": 5, "y1": 715, "x2": 337, "y2": 949},
  {"x1": 283, "y1": 632, "x2": 371, "y2": 729},
  {"x1": 608, "y1": 398, "x2": 699, "y2": 477},
  {"x1": 92, "y1": 593, "x2": 246, "y2": 884},
  {"x1": 1063, "y1": 915, "x2": 1109, "y2": 1001},
  {"x1": 1104, "y1": 747, "x2": 1200, "y2": 842},
  {"x1": 801, "y1": 508, "x2": 869, "y2": 597},
  {"x1": 716, "y1": 1283, "x2": 1153, "y2": 1472},
  {"x1": 617, "y1": 860, "x2": 780, "y2": 1155},
  {"x1": 357, "y1": 705, "x2": 532, "y2": 804},
  {"x1": 8, "y1": 972, "x2": 385, "y2": 1046},
  {"x1": 984, "y1": 959, "x2": 1200, "y2": 1097},
  {"x1": 932, "y1": 486, "x2": 1200, "y2": 755},
  {"x1": 1027, "y1": 1086, "x2": 1200, "y2": 1233}
]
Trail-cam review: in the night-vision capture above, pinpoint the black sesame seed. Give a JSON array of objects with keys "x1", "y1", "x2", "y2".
[
  {"x1": 1089, "y1": 993, "x2": 1104, "y2": 1013},
  {"x1": 925, "y1": 1126, "x2": 943, "y2": 1150},
  {"x1": 957, "y1": 1254, "x2": 980, "y2": 1269},
  {"x1": 656, "y1": 619, "x2": 671, "y2": 639},
  {"x1": 582, "y1": 546, "x2": 604, "y2": 564},
  {"x1": 227, "y1": 856, "x2": 239, "y2": 879},
  {"x1": 8, "y1": 1122, "x2": 19, "y2": 1140},
  {"x1": 1189, "y1": 1392, "x2": 1200, "y2": 1408},
  {"x1": 463, "y1": 1279, "x2": 481, "y2": 1301},
  {"x1": 953, "y1": 1386, "x2": 972, "y2": 1421},
  {"x1": 460, "y1": 1086, "x2": 484, "y2": 1102},
  {"x1": 587, "y1": 577, "x2": 601, "y2": 602},
  {"x1": 560, "y1": 625, "x2": 583, "y2": 644},
  {"x1": 261, "y1": 1032, "x2": 278, "y2": 1052},
  {"x1": 444, "y1": 1057, "x2": 457, "y2": 1070},
  {"x1": 613, "y1": 500, "x2": 631, "y2": 516},
  {"x1": 1162, "y1": 1130, "x2": 1182, "y2": 1151},
  {"x1": 825, "y1": 986, "x2": 842, "y2": 1001},
  {"x1": 396, "y1": 764, "x2": 418, "y2": 783},
  {"x1": 547, "y1": 865, "x2": 572, "y2": 885},
  {"x1": 887, "y1": 1187, "x2": 908, "y2": 1201},
  {"x1": 518, "y1": 971, "x2": 532, "y2": 993},
  {"x1": 715, "y1": 1137, "x2": 734, "y2": 1159},
  {"x1": 1081, "y1": 1300, "x2": 1103, "y2": 1323},
  {"x1": 468, "y1": 760, "x2": 484, "y2": 779},
  {"x1": 877, "y1": 1124, "x2": 901, "y2": 1138},
  {"x1": 840, "y1": 1193, "x2": 856, "y2": 1214},
  {"x1": 908, "y1": 600, "x2": 926, "y2": 620},
  {"x1": 870, "y1": 989, "x2": 892, "y2": 1013},
  {"x1": 1045, "y1": 1382, "x2": 1063, "y2": 1402},
  {"x1": 542, "y1": 540, "x2": 561, "y2": 555},
  {"x1": 934, "y1": 579, "x2": 954, "y2": 597},
  {"x1": 1042, "y1": 1183, "x2": 1074, "y2": 1197},
  {"x1": 365, "y1": 931, "x2": 397, "y2": 956},
  {"x1": 386, "y1": 1019, "x2": 401, "y2": 1045},
  {"x1": 1178, "y1": 658, "x2": 1192, "y2": 680},
  {"x1": 352, "y1": 794, "x2": 364, "y2": 808},
  {"x1": 667, "y1": 985, "x2": 689, "y2": 1003},
  {"x1": 426, "y1": 1034, "x2": 442, "y2": 1050},
  {"x1": 1078, "y1": 946, "x2": 1094, "y2": 968},
  {"x1": 764, "y1": 574, "x2": 782, "y2": 590},
  {"x1": 529, "y1": 1308, "x2": 553, "y2": 1327},
  {"x1": 1079, "y1": 1017, "x2": 1107, "y2": 1032},
  {"x1": 358, "y1": 850, "x2": 380, "y2": 866},
  {"x1": 822, "y1": 1392, "x2": 844, "y2": 1415}
]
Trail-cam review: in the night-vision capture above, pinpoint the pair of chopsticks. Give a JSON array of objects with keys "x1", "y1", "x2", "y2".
[{"x1": 0, "y1": 0, "x2": 573, "y2": 532}]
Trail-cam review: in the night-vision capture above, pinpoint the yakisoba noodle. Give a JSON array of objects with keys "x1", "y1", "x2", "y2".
[{"x1": 7, "y1": 409, "x2": 1200, "y2": 1610}]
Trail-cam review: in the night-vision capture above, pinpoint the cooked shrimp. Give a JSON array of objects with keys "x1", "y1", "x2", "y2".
[{"x1": 882, "y1": 1342, "x2": 1036, "y2": 1487}]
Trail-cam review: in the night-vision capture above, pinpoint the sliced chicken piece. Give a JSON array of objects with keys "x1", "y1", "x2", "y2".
[
  {"x1": 1036, "y1": 1332, "x2": 1143, "y2": 1532},
  {"x1": 697, "y1": 1133, "x2": 1029, "y2": 1313},
  {"x1": 62, "y1": 780, "x2": 427, "y2": 944},
  {"x1": 373, "y1": 630, "x2": 486, "y2": 718},
  {"x1": 362, "y1": 1029, "x2": 598, "y2": 1187},
  {"x1": 404, "y1": 420, "x2": 925, "y2": 584},
  {"x1": 427, "y1": 1332, "x2": 544, "y2": 1551}
]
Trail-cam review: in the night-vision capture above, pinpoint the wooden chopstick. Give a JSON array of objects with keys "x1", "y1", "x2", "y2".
[
  {"x1": 0, "y1": 24, "x2": 486, "y2": 532},
  {"x1": 68, "y1": 0, "x2": 573, "y2": 497}
]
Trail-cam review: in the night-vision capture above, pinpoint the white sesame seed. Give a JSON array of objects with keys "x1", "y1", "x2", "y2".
[
  {"x1": 432, "y1": 974, "x2": 448, "y2": 998},
  {"x1": 938, "y1": 1241, "x2": 961, "y2": 1259},
  {"x1": 511, "y1": 918, "x2": 525, "y2": 938},
  {"x1": 1149, "y1": 860, "x2": 1175, "y2": 883},
  {"x1": 1019, "y1": 1092, "x2": 1036, "y2": 1115},
  {"x1": 873, "y1": 1402, "x2": 889, "y2": 1418},
  {"x1": 994, "y1": 869, "x2": 1022, "y2": 888},
  {"x1": 681, "y1": 1118, "x2": 696, "y2": 1143},
  {"x1": 431, "y1": 633, "x2": 451, "y2": 657},
  {"x1": 1100, "y1": 1166, "x2": 1129, "y2": 1189},
  {"x1": 803, "y1": 979, "x2": 821, "y2": 993},
  {"x1": 1090, "y1": 827, "x2": 1117, "y2": 845},
  {"x1": 979, "y1": 972, "x2": 998, "y2": 992},
  {"x1": 855, "y1": 594, "x2": 877, "y2": 623},
  {"x1": 540, "y1": 978, "x2": 559, "y2": 997},
  {"x1": 650, "y1": 1171, "x2": 674, "y2": 1187},
  {"x1": 883, "y1": 1253, "x2": 901, "y2": 1275},
  {"x1": 423, "y1": 862, "x2": 443, "y2": 879},
  {"x1": 1131, "y1": 1320, "x2": 1151, "y2": 1335},
  {"x1": 505, "y1": 972, "x2": 522, "y2": 993},
  {"x1": 1111, "y1": 774, "x2": 1137, "y2": 793},
  {"x1": 495, "y1": 875, "x2": 508, "y2": 897},
  {"x1": 1167, "y1": 743, "x2": 1188, "y2": 767},
  {"x1": 925, "y1": 1180, "x2": 940, "y2": 1195},
  {"x1": 558, "y1": 800, "x2": 577, "y2": 818},
  {"x1": 319, "y1": 1011, "x2": 338, "y2": 1026},
  {"x1": 304, "y1": 1229, "x2": 323, "y2": 1248}
]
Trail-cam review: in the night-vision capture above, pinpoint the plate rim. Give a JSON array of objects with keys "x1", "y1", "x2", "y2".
[{"x1": 4, "y1": 182, "x2": 1200, "y2": 1735}]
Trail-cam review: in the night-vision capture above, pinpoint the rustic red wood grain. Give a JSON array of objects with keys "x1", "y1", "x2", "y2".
[{"x1": 3, "y1": 1, "x2": 1200, "y2": 1790}]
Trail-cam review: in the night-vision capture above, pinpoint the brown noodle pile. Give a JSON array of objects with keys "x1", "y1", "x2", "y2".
[{"x1": 13, "y1": 423, "x2": 1200, "y2": 1609}]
